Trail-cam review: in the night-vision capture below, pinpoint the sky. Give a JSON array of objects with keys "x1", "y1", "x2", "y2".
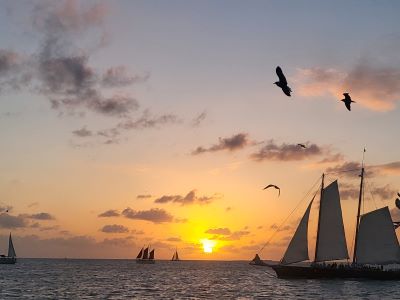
[{"x1": 1, "y1": 0, "x2": 400, "y2": 260}]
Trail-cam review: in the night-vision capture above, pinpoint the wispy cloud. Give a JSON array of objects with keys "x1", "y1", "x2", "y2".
[
  {"x1": 154, "y1": 190, "x2": 221, "y2": 206},
  {"x1": 98, "y1": 210, "x2": 120, "y2": 218},
  {"x1": 205, "y1": 228, "x2": 231, "y2": 235},
  {"x1": 122, "y1": 208, "x2": 174, "y2": 223},
  {"x1": 191, "y1": 111, "x2": 207, "y2": 127},
  {"x1": 137, "y1": 194, "x2": 152, "y2": 199},
  {"x1": 0, "y1": 213, "x2": 29, "y2": 228},
  {"x1": 192, "y1": 133, "x2": 250, "y2": 155},
  {"x1": 100, "y1": 224, "x2": 129, "y2": 233}
]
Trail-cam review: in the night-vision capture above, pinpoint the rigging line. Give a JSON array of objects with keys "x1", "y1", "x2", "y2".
[
  {"x1": 258, "y1": 175, "x2": 321, "y2": 254},
  {"x1": 365, "y1": 179, "x2": 379, "y2": 210}
]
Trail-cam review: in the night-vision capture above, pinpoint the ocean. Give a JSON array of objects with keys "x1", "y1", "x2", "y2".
[{"x1": 1, "y1": 259, "x2": 399, "y2": 299}]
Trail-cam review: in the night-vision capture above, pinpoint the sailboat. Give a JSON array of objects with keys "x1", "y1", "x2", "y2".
[
  {"x1": 171, "y1": 248, "x2": 180, "y2": 261},
  {"x1": 0, "y1": 233, "x2": 17, "y2": 264},
  {"x1": 271, "y1": 166, "x2": 400, "y2": 279},
  {"x1": 249, "y1": 253, "x2": 270, "y2": 266},
  {"x1": 136, "y1": 246, "x2": 155, "y2": 264}
]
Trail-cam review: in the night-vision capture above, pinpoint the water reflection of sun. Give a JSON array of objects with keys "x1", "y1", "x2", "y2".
[{"x1": 201, "y1": 239, "x2": 216, "y2": 253}]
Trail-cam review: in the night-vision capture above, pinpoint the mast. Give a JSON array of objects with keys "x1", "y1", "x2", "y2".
[
  {"x1": 352, "y1": 166, "x2": 364, "y2": 264},
  {"x1": 314, "y1": 173, "x2": 324, "y2": 262}
]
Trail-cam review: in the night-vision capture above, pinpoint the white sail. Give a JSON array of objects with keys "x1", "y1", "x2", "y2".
[
  {"x1": 355, "y1": 206, "x2": 400, "y2": 265},
  {"x1": 315, "y1": 180, "x2": 349, "y2": 262},
  {"x1": 281, "y1": 199, "x2": 313, "y2": 265},
  {"x1": 8, "y1": 233, "x2": 16, "y2": 258}
]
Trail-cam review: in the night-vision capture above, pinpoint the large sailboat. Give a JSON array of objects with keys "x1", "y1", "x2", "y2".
[
  {"x1": 0, "y1": 233, "x2": 17, "y2": 264},
  {"x1": 171, "y1": 248, "x2": 180, "y2": 261},
  {"x1": 271, "y1": 166, "x2": 400, "y2": 279},
  {"x1": 136, "y1": 246, "x2": 155, "y2": 264}
]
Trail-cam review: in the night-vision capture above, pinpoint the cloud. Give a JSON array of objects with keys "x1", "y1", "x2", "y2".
[
  {"x1": 295, "y1": 60, "x2": 400, "y2": 111},
  {"x1": 72, "y1": 126, "x2": 92, "y2": 137},
  {"x1": 122, "y1": 207, "x2": 174, "y2": 223},
  {"x1": 0, "y1": 205, "x2": 12, "y2": 213},
  {"x1": 210, "y1": 230, "x2": 250, "y2": 241},
  {"x1": 250, "y1": 140, "x2": 323, "y2": 162},
  {"x1": 339, "y1": 183, "x2": 359, "y2": 200},
  {"x1": 205, "y1": 228, "x2": 231, "y2": 235},
  {"x1": 192, "y1": 133, "x2": 250, "y2": 155},
  {"x1": 325, "y1": 161, "x2": 363, "y2": 177},
  {"x1": 98, "y1": 210, "x2": 120, "y2": 217},
  {"x1": 25, "y1": 212, "x2": 55, "y2": 220},
  {"x1": 117, "y1": 110, "x2": 181, "y2": 130},
  {"x1": 191, "y1": 111, "x2": 207, "y2": 127},
  {"x1": 270, "y1": 224, "x2": 292, "y2": 232},
  {"x1": 137, "y1": 194, "x2": 152, "y2": 199},
  {"x1": 101, "y1": 66, "x2": 149, "y2": 88},
  {"x1": 154, "y1": 190, "x2": 220, "y2": 206},
  {"x1": 0, "y1": 213, "x2": 29, "y2": 228},
  {"x1": 375, "y1": 161, "x2": 400, "y2": 175},
  {"x1": 100, "y1": 224, "x2": 129, "y2": 233},
  {"x1": 166, "y1": 237, "x2": 181, "y2": 242}
]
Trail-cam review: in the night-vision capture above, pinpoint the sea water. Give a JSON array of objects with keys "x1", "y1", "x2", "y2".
[{"x1": 0, "y1": 259, "x2": 399, "y2": 299}]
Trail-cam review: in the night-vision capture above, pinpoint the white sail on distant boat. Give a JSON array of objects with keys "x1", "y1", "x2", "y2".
[
  {"x1": 136, "y1": 246, "x2": 155, "y2": 264},
  {"x1": 0, "y1": 233, "x2": 17, "y2": 264},
  {"x1": 271, "y1": 166, "x2": 400, "y2": 279},
  {"x1": 171, "y1": 249, "x2": 180, "y2": 261}
]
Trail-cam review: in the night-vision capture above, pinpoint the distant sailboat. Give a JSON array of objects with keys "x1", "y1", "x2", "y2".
[
  {"x1": 249, "y1": 253, "x2": 269, "y2": 266},
  {"x1": 171, "y1": 249, "x2": 180, "y2": 261},
  {"x1": 271, "y1": 166, "x2": 400, "y2": 279},
  {"x1": 136, "y1": 246, "x2": 155, "y2": 264},
  {"x1": 0, "y1": 233, "x2": 17, "y2": 264}
]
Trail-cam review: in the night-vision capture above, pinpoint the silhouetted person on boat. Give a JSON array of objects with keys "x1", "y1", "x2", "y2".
[
  {"x1": 341, "y1": 93, "x2": 355, "y2": 111},
  {"x1": 263, "y1": 184, "x2": 280, "y2": 197},
  {"x1": 274, "y1": 66, "x2": 292, "y2": 96}
]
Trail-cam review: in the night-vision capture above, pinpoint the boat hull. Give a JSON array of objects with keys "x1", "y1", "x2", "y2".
[
  {"x1": 0, "y1": 257, "x2": 16, "y2": 264},
  {"x1": 272, "y1": 265, "x2": 400, "y2": 280},
  {"x1": 136, "y1": 259, "x2": 155, "y2": 264}
]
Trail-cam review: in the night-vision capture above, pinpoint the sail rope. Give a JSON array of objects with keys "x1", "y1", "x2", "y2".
[{"x1": 257, "y1": 175, "x2": 321, "y2": 254}]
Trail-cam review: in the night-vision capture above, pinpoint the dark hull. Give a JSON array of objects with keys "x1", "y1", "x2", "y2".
[
  {"x1": 0, "y1": 257, "x2": 16, "y2": 264},
  {"x1": 272, "y1": 265, "x2": 400, "y2": 280},
  {"x1": 136, "y1": 259, "x2": 155, "y2": 264}
]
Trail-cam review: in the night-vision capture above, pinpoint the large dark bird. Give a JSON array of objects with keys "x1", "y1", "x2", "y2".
[
  {"x1": 297, "y1": 143, "x2": 307, "y2": 149},
  {"x1": 396, "y1": 198, "x2": 400, "y2": 210},
  {"x1": 263, "y1": 184, "x2": 280, "y2": 197},
  {"x1": 274, "y1": 66, "x2": 292, "y2": 96},
  {"x1": 341, "y1": 93, "x2": 355, "y2": 111}
]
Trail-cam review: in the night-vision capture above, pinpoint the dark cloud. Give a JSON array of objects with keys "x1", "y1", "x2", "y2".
[
  {"x1": 166, "y1": 237, "x2": 181, "y2": 242},
  {"x1": 191, "y1": 111, "x2": 207, "y2": 127},
  {"x1": 72, "y1": 126, "x2": 92, "y2": 137},
  {"x1": 205, "y1": 228, "x2": 231, "y2": 235},
  {"x1": 325, "y1": 161, "x2": 363, "y2": 177},
  {"x1": 101, "y1": 66, "x2": 149, "y2": 88},
  {"x1": 250, "y1": 140, "x2": 323, "y2": 162},
  {"x1": 122, "y1": 207, "x2": 174, "y2": 223},
  {"x1": 375, "y1": 161, "x2": 400, "y2": 175},
  {"x1": 339, "y1": 183, "x2": 359, "y2": 200},
  {"x1": 270, "y1": 224, "x2": 291, "y2": 232},
  {"x1": 0, "y1": 213, "x2": 29, "y2": 229},
  {"x1": 26, "y1": 212, "x2": 55, "y2": 220},
  {"x1": 192, "y1": 133, "x2": 250, "y2": 155},
  {"x1": 101, "y1": 224, "x2": 129, "y2": 233},
  {"x1": 137, "y1": 194, "x2": 152, "y2": 199},
  {"x1": 154, "y1": 190, "x2": 220, "y2": 206},
  {"x1": 39, "y1": 225, "x2": 60, "y2": 231},
  {"x1": 98, "y1": 210, "x2": 120, "y2": 217},
  {"x1": 369, "y1": 184, "x2": 397, "y2": 200}
]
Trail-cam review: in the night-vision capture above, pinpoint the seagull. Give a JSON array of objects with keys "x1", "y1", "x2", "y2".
[
  {"x1": 341, "y1": 93, "x2": 355, "y2": 111},
  {"x1": 398, "y1": 192, "x2": 400, "y2": 198},
  {"x1": 263, "y1": 184, "x2": 280, "y2": 197},
  {"x1": 274, "y1": 66, "x2": 292, "y2": 96},
  {"x1": 396, "y1": 198, "x2": 400, "y2": 210},
  {"x1": 297, "y1": 143, "x2": 307, "y2": 149}
]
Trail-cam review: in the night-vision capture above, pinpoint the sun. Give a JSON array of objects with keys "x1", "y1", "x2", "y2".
[{"x1": 201, "y1": 239, "x2": 216, "y2": 253}]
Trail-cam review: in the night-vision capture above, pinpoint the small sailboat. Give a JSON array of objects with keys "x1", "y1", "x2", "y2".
[
  {"x1": 249, "y1": 253, "x2": 269, "y2": 266},
  {"x1": 171, "y1": 248, "x2": 180, "y2": 261},
  {"x1": 0, "y1": 233, "x2": 17, "y2": 264},
  {"x1": 136, "y1": 246, "x2": 155, "y2": 264},
  {"x1": 271, "y1": 165, "x2": 400, "y2": 279}
]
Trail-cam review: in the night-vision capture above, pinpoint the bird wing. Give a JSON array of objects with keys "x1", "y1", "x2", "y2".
[
  {"x1": 397, "y1": 192, "x2": 400, "y2": 198},
  {"x1": 263, "y1": 184, "x2": 274, "y2": 190},
  {"x1": 297, "y1": 144, "x2": 306, "y2": 148},
  {"x1": 345, "y1": 101, "x2": 351, "y2": 111},
  {"x1": 276, "y1": 66, "x2": 287, "y2": 85}
]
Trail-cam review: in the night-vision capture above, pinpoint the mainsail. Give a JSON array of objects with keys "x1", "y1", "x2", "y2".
[
  {"x1": 315, "y1": 181, "x2": 349, "y2": 262},
  {"x1": 149, "y1": 249, "x2": 155, "y2": 260},
  {"x1": 281, "y1": 198, "x2": 314, "y2": 264},
  {"x1": 142, "y1": 247, "x2": 149, "y2": 259},
  {"x1": 8, "y1": 233, "x2": 16, "y2": 258},
  {"x1": 136, "y1": 248, "x2": 143, "y2": 259},
  {"x1": 355, "y1": 207, "x2": 400, "y2": 265}
]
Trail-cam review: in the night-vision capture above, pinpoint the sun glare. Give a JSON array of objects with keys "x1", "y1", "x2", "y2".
[{"x1": 201, "y1": 239, "x2": 216, "y2": 253}]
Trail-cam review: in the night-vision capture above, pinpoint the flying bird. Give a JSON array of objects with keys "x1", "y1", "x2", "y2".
[
  {"x1": 263, "y1": 184, "x2": 281, "y2": 197},
  {"x1": 341, "y1": 93, "x2": 355, "y2": 111},
  {"x1": 297, "y1": 143, "x2": 307, "y2": 149},
  {"x1": 274, "y1": 66, "x2": 292, "y2": 97},
  {"x1": 398, "y1": 192, "x2": 400, "y2": 198},
  {"x1": 396, "y1": 198, "x2": 400, "y2": 210}
]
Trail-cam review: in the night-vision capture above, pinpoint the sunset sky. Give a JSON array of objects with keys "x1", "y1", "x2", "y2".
[{"x1": 1, "y1": 0, "x2": 400, "y2": 260}]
